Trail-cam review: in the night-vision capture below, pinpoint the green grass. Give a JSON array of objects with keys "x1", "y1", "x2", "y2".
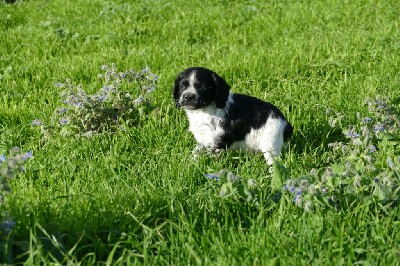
[{"x1": 1, "y1": 0, "x2": 400, "y2": 264}]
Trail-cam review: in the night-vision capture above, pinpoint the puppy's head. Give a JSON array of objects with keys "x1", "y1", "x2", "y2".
[{"x1": 173, "y1": 67, "x2": 230, "y2": 110}]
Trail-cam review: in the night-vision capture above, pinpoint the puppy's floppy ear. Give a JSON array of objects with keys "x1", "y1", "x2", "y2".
[
  {"x1": 212, "y1": 73, "x2": 230, "y2": 109},
  {"x1": 173, "y1": 74, "x2": 182, "y2": 108}
]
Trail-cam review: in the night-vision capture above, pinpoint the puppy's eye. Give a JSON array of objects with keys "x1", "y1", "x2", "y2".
[{"x1": 181, "y1": 80, "x2": 189, "y2": 87}]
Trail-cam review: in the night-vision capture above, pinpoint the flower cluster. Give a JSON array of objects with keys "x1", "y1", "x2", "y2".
[
  {"x1": 33, "y1": 64, "x2": 158, "y2": 137},
  {"x1": 0, "y1": 148, "x2": 32, "y2": 239},
  {"x1": 283, "y1": 96, "x2": 400, "y2": 211},
  {"x1": 206, "y1": 96, "x2": 399, "y2": 213}
]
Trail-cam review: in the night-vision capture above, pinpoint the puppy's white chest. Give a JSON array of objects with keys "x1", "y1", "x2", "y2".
[{"x1": 185, "y1": 108, "x2": 224, "y2": 149}]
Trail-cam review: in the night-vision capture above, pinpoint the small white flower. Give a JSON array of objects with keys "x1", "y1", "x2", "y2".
[{"x1": 247, "y1": 179, "x2": 257, "y2": 188}]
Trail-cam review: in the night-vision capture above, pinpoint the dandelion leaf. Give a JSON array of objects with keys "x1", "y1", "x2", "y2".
[
  {"x1": 271, "y1": 161, "x2": 289, "y2": 191},
  {"x1": 237, "y1": 183, "x2": 254, "y2": 202},
  {"x1": 373, "y1": 183, "x2": 391, "y2": 201}
]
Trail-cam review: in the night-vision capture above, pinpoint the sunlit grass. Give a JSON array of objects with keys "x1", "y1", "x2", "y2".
[{"x1": 1, "y1": 0, "x2": 400, "y2": 264}]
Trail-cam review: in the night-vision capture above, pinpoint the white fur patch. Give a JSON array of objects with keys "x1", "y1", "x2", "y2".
[
  {"x1": 184, "y1": 93, "x2": 287, "y2": 164},
  {"x1": 229, "y1": 117, "x2": 287, "y2": 164},
  {"x1": 184, "y1": 94, "x2": 232, "y2": 150},
  {"x1": 179, "y1": 72, "x2": 197, "y2": 103}
]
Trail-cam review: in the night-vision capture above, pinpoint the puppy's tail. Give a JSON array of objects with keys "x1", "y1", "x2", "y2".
[{"x1": 283, "y1": 122, "x2": 293, "y2": 142}]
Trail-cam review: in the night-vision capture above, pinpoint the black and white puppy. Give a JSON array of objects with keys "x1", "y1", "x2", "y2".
[{"x1": 173, "y1": 67, "x2": 293, "y2": 165}]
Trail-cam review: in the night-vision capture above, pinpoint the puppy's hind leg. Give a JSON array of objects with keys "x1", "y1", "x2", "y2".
[
  {"x1": 261, "y1": 136, "x2": 284, "y2": 166},
  {"x1": 263, "y1": 151, "x2": 275, "y2": 165},
  {"x1": 260, "y1": 120, "x2": 285, "y2": 165}
]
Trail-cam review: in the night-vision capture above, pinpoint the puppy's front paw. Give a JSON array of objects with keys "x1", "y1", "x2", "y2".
[
  {"x1": 191, "y1": 145, "x2": 204, "y2": 160},
  {"x1": 206, "y1": 148, "x2": 223, "y2": 158}
]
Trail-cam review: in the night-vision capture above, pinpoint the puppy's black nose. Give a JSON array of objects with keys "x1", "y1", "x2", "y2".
[{"x1": 183, "y1": 93, "x2": 196, "y2": 102}]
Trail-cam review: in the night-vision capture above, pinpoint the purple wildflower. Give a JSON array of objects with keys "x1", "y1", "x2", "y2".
[
  {"x1": 60, "y1": 118, "x2": 68, "y2": 125},
  {"x1": 143, "y1": 66, "x2": 150, "y2": 73},
  {"x1": 54, "y1": 82, "x2": 65, "y2": 88},
  {"x1": 22, "y1": 151, "x2": 33, "y2": 161},
  {"x1": 283, "y1": 185, "x2": 296, "y2": 193},
  {"x1": 0, "y1": 155, "x2": 6, "y2": 163},
  {"x1": 31, "y1": 119, "x2": 43, "y2": 126},
  {"x1": 102, "y1": 86, "x2": 115, "y2": 93},
  {"x1": 373, "y1": 125, "x2": 385, "y2": 132},
  {"x1": 73, "y1": 102, "x2": 83, "y2": 108},
  {"x1": 133, "y1": 96, "x2": 145, "y2": 105},
  {"x1": 369, "y1": 145, "x2": 377, "y2": 153},
  {"x1": 362, "y1": 117, "x2": 372, "y2": 123},
  {"x1": 96, "y1": 95, "x2": 106, "y2": 102},
  {"x1": 345, "y1": 132, "x2": 360, "y2": 138},
  {"x1": 204, "y1": 173, "x2": 221, "y2": 181},
  {"x1": 147, "y1": 86, "x2": 156, "y2": 94},
  {"x1": 1, "y1": 220, "x2": 16, "y2": 236},
  {"x1": 293, "y1": 193, "x2": 301, "y2": 203},
  {"x1": 387, "y1": 157, "x2": 396, "y2": 169}
]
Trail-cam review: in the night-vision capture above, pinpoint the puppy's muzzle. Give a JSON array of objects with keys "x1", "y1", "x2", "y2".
[
  {"x1": 182, "y1": 93, "x2": 196, "y2": 103},
  {"x1": 179, "y1": 92, "x2": 200, "y2": 108}
]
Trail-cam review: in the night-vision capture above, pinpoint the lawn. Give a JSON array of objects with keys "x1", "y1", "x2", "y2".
[{"x1": 1, "y1": 0, "x2": 400, "y2": 264}]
